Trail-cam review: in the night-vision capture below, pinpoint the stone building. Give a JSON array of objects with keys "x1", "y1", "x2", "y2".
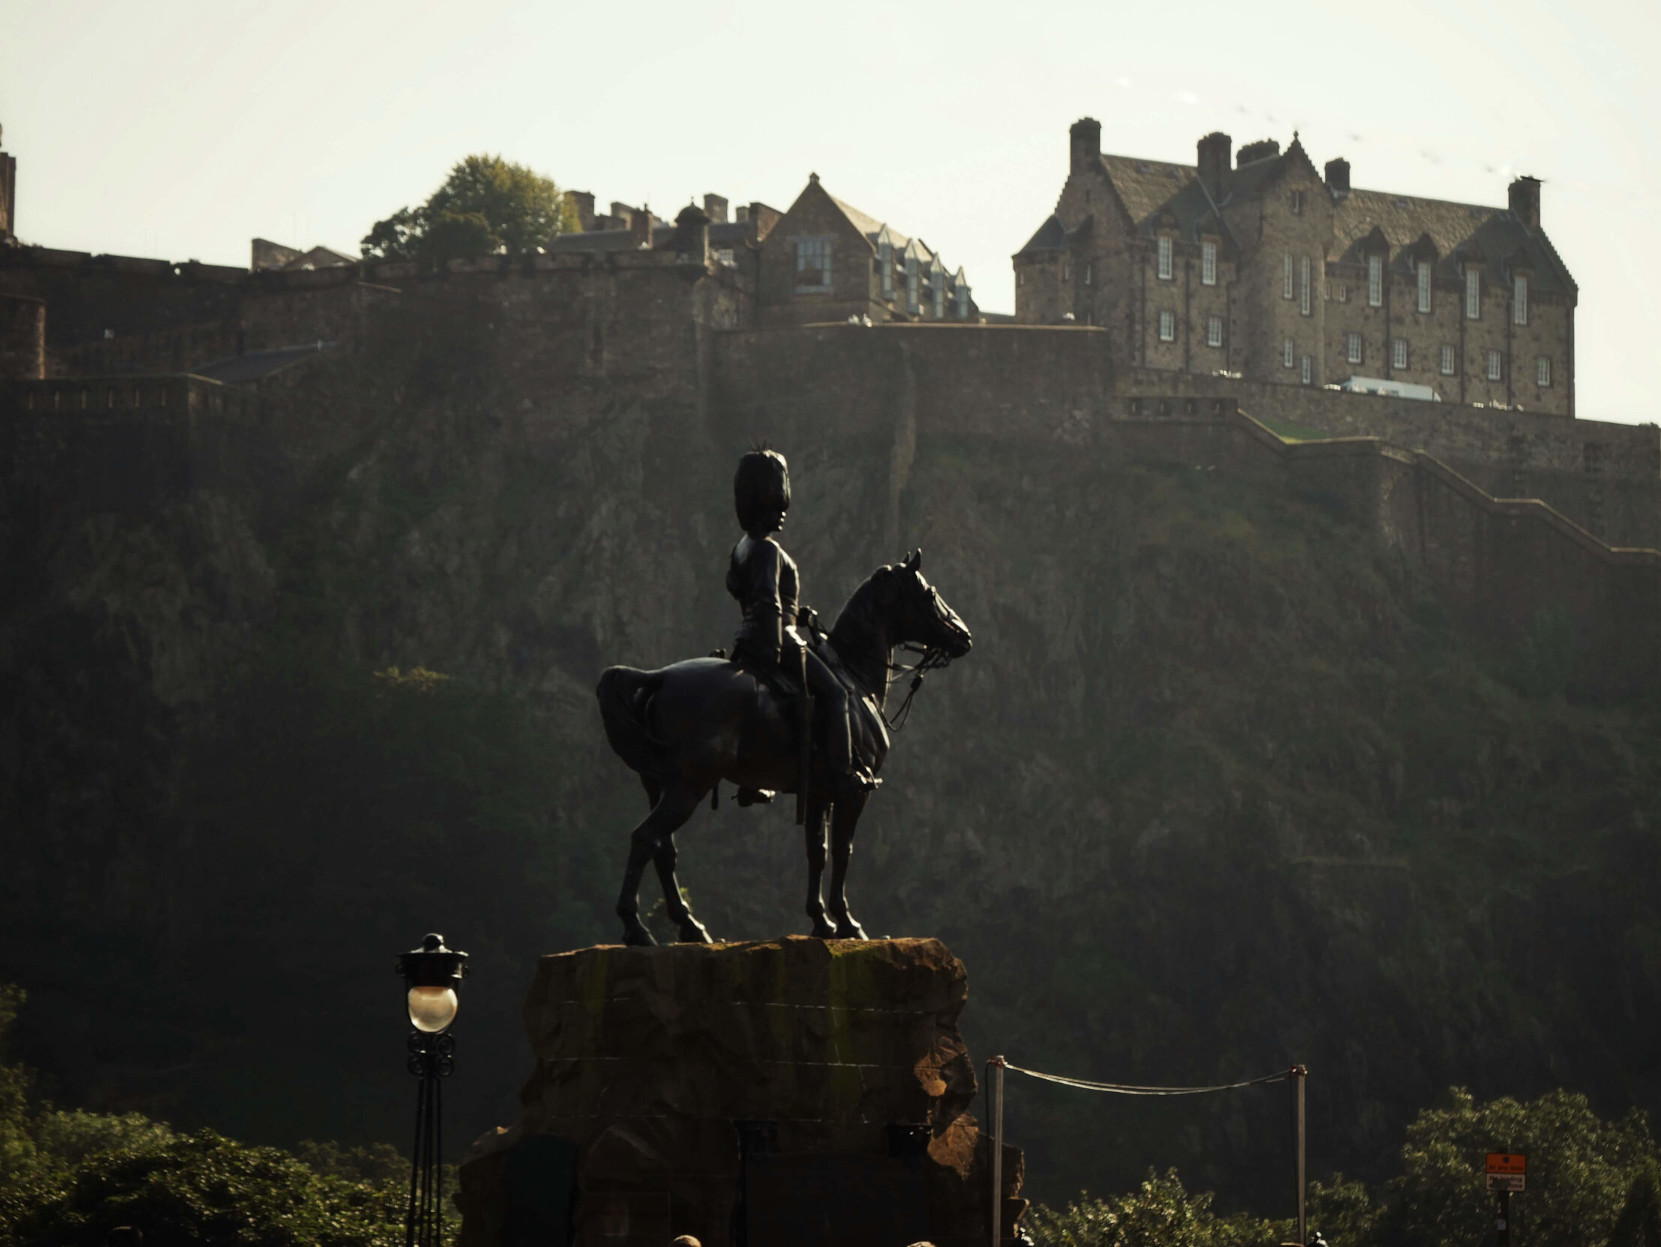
[
  {"x1": 1015, "y1": 119, "x2": 1576, "y2": 415},
  {"x1": 0, "y1": 125, "x2": 16, "y2": 244},
  {"x1": 758, "y1": 174, "x2": 975, "y2": 325},
  {"x1": 550, "y1": 192, "x2": 781, "y2": 276}
]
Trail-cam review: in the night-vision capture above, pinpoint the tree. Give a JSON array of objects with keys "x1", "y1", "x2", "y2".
[
  {"x1": 360, "y1": 154, "x2": 578, "y2": 261},
  {"x1": 1371, "y1": 1087, "x2": 1658, "y2": 1247},
  {"x1": 1609, "y1": 1163, "x2": 1661, "y2": 1247}
]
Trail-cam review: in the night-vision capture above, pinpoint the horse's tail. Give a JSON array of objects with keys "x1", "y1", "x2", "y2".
[{"x1": 597, "y1": 665, "x2": 666, "y2": 778}]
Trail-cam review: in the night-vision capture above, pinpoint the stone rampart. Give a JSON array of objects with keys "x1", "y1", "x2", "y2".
[{"x1": 1115, "y1": 366, "x2": 1661, "y2": 546}]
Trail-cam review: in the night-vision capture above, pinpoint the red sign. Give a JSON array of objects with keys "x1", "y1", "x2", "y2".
[{"x1": 1487, "y1": 1153, "x2": 1527, "y2": 1175}]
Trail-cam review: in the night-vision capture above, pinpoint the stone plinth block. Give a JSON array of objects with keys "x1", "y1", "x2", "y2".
[{"x1": 457, "y1": 936, "x2": 1023, "y2": 1247}]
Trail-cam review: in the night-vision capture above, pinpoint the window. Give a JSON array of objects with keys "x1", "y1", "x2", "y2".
[
  {"x1": 956, "y1": 285, "x2": 969, "y2": 319},
  {"x1": 1324, "y1": 281, "x2": 1331, "y2": 301},
  {"x1": 1337, "y1": 282, "x2": 1348, "y2": 303},
  {"x1": 1084, "y1": 263, "x2": 1092, "y2": 286},
  {"x1": 1416, "y1": 261, "x2": 1431, "y2": 313},
  {"x1": 1441, "y1": 345, "x2": 1455, "y2": 375},
  {"x1": 1201, "y1": 241, "x2": 1216, "y2": 286},
  {"x1": 1299, "y1": 257, "x2": 1311, "y2": 315},
  {"x1": 1346, "y1": 332, "x2": 1362, "y2": 365},
  {"x1": 1487, "y1": 350, "x2": 1503, "y2": 381},
  {"x1": 1301, "y1": 354, "x2": 1311, "y2": 384},
  {"x1": 1291, "y1": 189, "x2": 1305, "y2": 215},
  {"x1": 1513, "y1": 273, "x2": 1528, "y2": 325},
  {"x1": 1537, "y1": 356, "x2": 1551, "y2": 387},
  {"x1": 1368, "y1": 255, "x2": 1383, "y2": 307},
  {"x1": 1062, "y1": 260, "x2": 1070, "y2": 282},
  {"x1": 906, "y1": 256, "x2": 919, "y2": 313},
  {"x1": 1158, "y1": 310, "x2": 1176, "y2": 341},
  {"x1": 1392, "y1": 339, "x2": 1408, "y2": 369},
  {"x1": 1465, "y1": 268, "x2": 1480, "y2": 319},
  {"x1": 1206, "y1": 315, "x2": 1223, "y2": 347},
  {"x1": 932, "y1": 276, "x2": 945, "y2": 320},
  {"x1": 1283, "y1": 338, "x2": 1294, "y2": 368},
  {"x1": 1283, "y1": 255, "x2": 1294, "y2": 299},
  {"x1": 879, "y1": 242, "x2": 893, "y2": 297},
  {"x1": 1158, "y1": 237, "x2": 1173, "y2": 280},
  {"x1": 794, "y1": 237, "x2": 832, "y2": 291}
]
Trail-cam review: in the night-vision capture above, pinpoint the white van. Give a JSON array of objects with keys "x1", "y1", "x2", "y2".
[{"x1": 1339, "y1": 375, "x2": 1441, "y2": 402}]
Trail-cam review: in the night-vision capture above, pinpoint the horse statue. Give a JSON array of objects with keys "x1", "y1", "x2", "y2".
[{"x1": 596, "y1": 550, "x2": 972, "y2": 946}]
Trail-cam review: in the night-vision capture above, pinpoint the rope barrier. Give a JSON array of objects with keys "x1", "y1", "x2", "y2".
[{"x1": 1000, "y1": 1058, "x2": 1297, "y2": 1097}]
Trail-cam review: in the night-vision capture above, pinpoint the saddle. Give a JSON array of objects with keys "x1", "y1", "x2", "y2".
[{"x1": 713, "y1": 608, "x2": 888, "y2": 810}]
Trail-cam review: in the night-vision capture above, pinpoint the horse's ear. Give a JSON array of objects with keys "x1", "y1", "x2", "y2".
[{"x1": 904, "y1": 548, "x2": 922, "y2": 572}]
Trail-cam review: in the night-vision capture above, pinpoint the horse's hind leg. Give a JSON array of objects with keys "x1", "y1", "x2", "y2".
[
  {"x1": 651, "y1": 833, "x2": 712, "y2": 944},
  {"x1": 615, "y1": 781, "x2": 704, "y2": 946},
  {"x1": 804, "y1": 801, "x2": 835, "y2": 939},
  {"x1": 827, "y1": 791, "x2": 870, "y2": 940}
]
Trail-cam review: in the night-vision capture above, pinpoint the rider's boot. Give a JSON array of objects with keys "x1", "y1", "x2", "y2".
[{"x1": 829, "y1": 704, "x2": 880, "y2": 798}]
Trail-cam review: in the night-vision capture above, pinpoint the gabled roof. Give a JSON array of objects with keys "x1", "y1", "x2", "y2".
[
  {"x1": 1016, "y1": 214, "x2": 1069, "y2": 255},
  {"x1": 1332, "y1": 188, "x2": 1575, "y2": 295}
]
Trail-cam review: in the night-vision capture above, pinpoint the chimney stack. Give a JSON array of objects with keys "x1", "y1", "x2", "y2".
[
  {"x1": 629, "y1": 206, "x2": 654, "y2": 248},
  {"x1": 566, "y1": 190, "x2": 596, "y2": 232},
  {"x1": 1070, "y1": 117, "x2": 1102, "y2": 175},
  {"x1": 1197, "y1": 132, "x2": 1232, "y2": 197},
  {"x1": 1324, "y1": 158, "x2": 1351, "y2": 197},
  {"x1": 703, "y1": 194, "x2": 729, "y2": 224},
  {"x1": 1509, "y1": 176, "x2": 1541, "y2": 230}
]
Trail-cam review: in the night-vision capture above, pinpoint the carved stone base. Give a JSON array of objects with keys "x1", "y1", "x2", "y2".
[{"x1": 457, "y1": 936, "x2": 1024, "y2": 1247}]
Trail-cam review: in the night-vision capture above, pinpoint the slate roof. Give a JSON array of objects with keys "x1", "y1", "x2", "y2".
[
  {"x1": 827, "y1": 194, "x2": 939, "y2": 266},
  {"x1": 544, "y1": 221, "x2": 761, "y2": 254},
  {"x1": 1015, "y1": 214, "x2": 1069, "y2": 255},
  {"x1": 1331, "y1": 188, "x2": 1575, "y2": 294}
]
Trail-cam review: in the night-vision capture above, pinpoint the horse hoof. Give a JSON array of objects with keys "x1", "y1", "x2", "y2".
[
  {"x1": 621, "y1": 923, "x2": 658, "y2": 947},
  {"x1": 809, "y1": 918, "x2": 837, "y2": 939},
  {"x1": 678, "y1": 917, "x2": 714, "y2": 944},
  {"x1": 832, "y1": 917, "x2": 868, "y2": 940}
]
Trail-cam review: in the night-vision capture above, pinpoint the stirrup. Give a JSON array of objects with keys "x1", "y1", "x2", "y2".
[{"x1": 832, "y1": 768, "x2": 881, "y2": 798}]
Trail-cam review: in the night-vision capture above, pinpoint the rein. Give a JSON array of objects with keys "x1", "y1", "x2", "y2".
[{"x1": 882, "y1": 644, "x2": 952, "y2": 731}]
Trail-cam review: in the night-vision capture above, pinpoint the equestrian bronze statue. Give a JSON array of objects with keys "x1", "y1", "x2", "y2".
[{"x1": 596, "y1": 450, "x2": 973, "y2": 946}]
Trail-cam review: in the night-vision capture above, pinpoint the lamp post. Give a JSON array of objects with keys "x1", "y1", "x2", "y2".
[{"x1": 396, "y1": 933, "x2": 467, "y2": 1247}]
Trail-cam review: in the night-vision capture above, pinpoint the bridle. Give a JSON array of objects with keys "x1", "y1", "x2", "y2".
[{"x1": 882, "y1": 643, "x2": 955, "y2": 731}]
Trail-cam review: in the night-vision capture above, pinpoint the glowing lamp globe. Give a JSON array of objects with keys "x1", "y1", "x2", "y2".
[{"x1": 396, "y1": 934, "x2": 468, "y2": 1034}]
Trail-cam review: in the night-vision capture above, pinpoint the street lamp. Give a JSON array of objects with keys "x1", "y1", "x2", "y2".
[{"x1": 396, "y1": 933, "x2": 468, "y2": 1247}]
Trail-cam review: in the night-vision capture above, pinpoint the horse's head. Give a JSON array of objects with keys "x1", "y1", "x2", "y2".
[{"x1": 884, "y1": 549, "x2": 972, "y2": 659}]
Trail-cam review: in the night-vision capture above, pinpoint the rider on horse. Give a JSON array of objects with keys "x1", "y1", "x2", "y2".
[{"x1": 727, "y1": 449, "x2": 880, "y2": 798}]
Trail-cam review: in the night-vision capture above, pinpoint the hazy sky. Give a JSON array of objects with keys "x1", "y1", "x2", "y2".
[{"x1": 4, "y1": 0, "x2": 1658, "y2": 422}]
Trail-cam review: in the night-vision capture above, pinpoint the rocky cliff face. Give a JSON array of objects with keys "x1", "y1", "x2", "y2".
[{"x1": 2, "y1": 308, "x2": 1658, "y2": 1212}]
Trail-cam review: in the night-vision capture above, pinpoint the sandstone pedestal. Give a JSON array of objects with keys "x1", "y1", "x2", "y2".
[{"x1": 457, "y1": 936, "x2": 1024, "y2": 1247}]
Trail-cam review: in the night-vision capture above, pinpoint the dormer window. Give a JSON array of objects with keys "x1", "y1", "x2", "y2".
[
  {"x1": 932, "y1": 273, "x2": 945, "y2": 320},
  {"x1": 1416, "y1": 261, "x2": 1431, "y2": 313},
  {"x1": 906, "y1": 254, "x2": 919, "y2": 314},
  {"x1": 1367, "y1": 255, "x2": 1383, "y2": 307},
  {"x1": 1201, "y1": 241, "x2": 1217, "y2": 286},
  {"x1": 956, "y1": 284, "x2": 970, "y2": 319},
  {"x1": 1513, "y1": 273, "x2": 1529, "y2": 325},
  {"x1": 879, "y1": 241, "x2": 893, "y2": 298},
  {"x1": 1465, "y1": 268, "x2": 1480, "y2": 319},
  {"x1": 1158, "y1": 236, "x2": 1173, "y2": 280}
]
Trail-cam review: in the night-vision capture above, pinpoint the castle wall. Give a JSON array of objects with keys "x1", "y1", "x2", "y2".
[
  {"x1": 0, "y1": 248, "x2": 245, "y2": 349},
  {"x1": 0, "y1": 294, "x2": 45, "y2": 379},
  {"x1": 1114, "y1": 365, "x2": 1659, "y2": 546}
]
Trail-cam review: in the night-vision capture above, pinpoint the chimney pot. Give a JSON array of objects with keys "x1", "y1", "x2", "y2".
[{"x1": 1324, "y1": 158, "x2": 1351, "y2": 196}]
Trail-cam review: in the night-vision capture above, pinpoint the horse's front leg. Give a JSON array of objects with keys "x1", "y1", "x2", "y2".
[
  {"x1": 652, "y1": 831, "x2": 712, "y2": 943},
  {"x1": 615, "y1": 781, "x2": 704, "y2": 946},
  {"x1": 804, "y1": 800, "x2": 834, "y2": 938},
  {"x1": 827, "y1": 791, "x2": 870, "y2": 940}
]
